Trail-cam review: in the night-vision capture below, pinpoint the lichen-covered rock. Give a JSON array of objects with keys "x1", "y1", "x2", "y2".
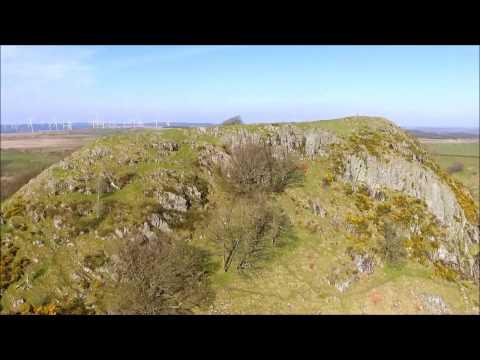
[
  {"x1": 350, "y1": 252, "x2": 375, "y2": 274},
  {"x1": 53, "y1": 215, "x2": 63, "y2": 230},
  {"x1": 141, "y1": 222, "x2": 158, "y2": 242},
  {"x1": 157, "y1": 192, "x2": 188, "y2": 212},
  {"x1": 217, "y1": 125, "x2": 339, "y2": 159},
  {"x1": 198, "y1": 144, "x2": 232, "y2": 171},
  {"x1": 304, "y1": 129, "x2": 340, "y2": 157},
  {"x1": 343, "y1": 153, "x2": 479, "y2": 280},
  {"x1": 327, "y1": 264, "x2": 359, "y2": 293},
  {"x1": 420, "y1": 294, "x2": 450, "y2": 314},
  {"x1": 309, "y1": 199, "x2": 327, "y2": 217},
  {"x1": 149, "y1": 213, "x2": 172, "y2": 233},
  {"x1": 472, "y1": 254, "x2": 480, "y2": 281}
]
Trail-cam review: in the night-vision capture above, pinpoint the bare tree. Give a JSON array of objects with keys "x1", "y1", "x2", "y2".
[
  {"x1": 380, "y1": 220, "x2": 407, "y2": 265},
  {"x1": 115, "y1": 234, "x2": 214, "y2": 314},
  {"x1": 223, "y1": 140, "x2": 302, "y2": 194},
  {"x1": 208, "y1": 194, "x2": 291, "y2": 272}
]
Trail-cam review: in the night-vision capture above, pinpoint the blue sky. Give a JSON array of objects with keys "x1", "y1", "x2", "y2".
[{"x1": 1, "y1": 45, "x2": 478, "y2": 127}]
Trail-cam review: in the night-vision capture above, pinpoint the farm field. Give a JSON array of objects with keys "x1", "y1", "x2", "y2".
[
  {"x1": 0, "y1": 149, "x2": 72, "y2": 201},
  {"x1": 1, "y1": 131, "x2": 101, "y2": 201},
  {"x1": 420, "y1": 140, "x2": 479, "y2": 206}
]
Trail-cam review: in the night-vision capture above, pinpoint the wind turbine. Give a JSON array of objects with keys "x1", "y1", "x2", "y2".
[{"x1": 28, "y1": 117, "x2": 34, "y2": 133}]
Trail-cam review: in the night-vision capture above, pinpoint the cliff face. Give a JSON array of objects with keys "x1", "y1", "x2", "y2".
[
  {"x1": 1, "y1": 117, "x2": 478, "y2": 314},
  {"x1": 343, "y1": 154, "x2": 478, "y2": 279}
]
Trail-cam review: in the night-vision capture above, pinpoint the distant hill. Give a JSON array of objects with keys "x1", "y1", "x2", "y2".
[{"x1": 405, "y1": 127, "x2": 479, "y2": 139}]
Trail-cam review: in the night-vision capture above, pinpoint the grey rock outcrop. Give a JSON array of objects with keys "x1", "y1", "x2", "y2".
[
  {"x1": 351, "y1": 252, "x2": 375, "y2": 274},
  {"x1": 420, "y1": 294, "x2": 450, "y2": 314},
  {"x1": 149, "y1": 213, "x2": 172, "y2": 233},
  {"x1": 157, "y1": 192, "x2": 188, "y2": 212},
  {"x1": 310, "y1": 199, "x2": 327, "y2": 218},
  {"x1": 342, "y1": 153, "x2": 479, "y2": 279},
  {"x1": 214, "y1": 125, "x2": 340, "y2": 159},
  {"x1": 304, "y1": 129, "x2": 340, "y2": 157}
]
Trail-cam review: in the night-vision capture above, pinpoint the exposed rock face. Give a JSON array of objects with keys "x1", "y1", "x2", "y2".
[
  {"x1": 349, "y1": 251, "x2": 375, "y2": 274},
  {"x1": 344, "y1": 155, "x2": 459, "y2": 224},
  {"x1": 327, "y1": 268, "x2": 357, "y2": 293},
  {"x1": 217, "y1": 125, "x2": 340, "y2": 159},
  {"x1": 53, "y1": 216, "x2": 63, "y2": 230},
  {"x1": 149, "y1": 213, "x2": 172, "y2": 233},
  {"x1": 420, "y1": 294, "x2": 450, "y2": 314},
  {"x1": 310, "y1": 199, "x2": 327, "y2": 218},
  {"x1": 270, "y1": 126, "x2": 305, "y2": 153},
  {"x1": 342, "y1": 154, "x2": 479, "y2": 280},
  {"x1": 141, "y1": 222, "x2": 158, "y2": 242},
  {"x1": 304, "y1": 129, "x2": 340, "y2": 157},
  {"x1": 473, "y1": 254, "x2": 480, "y2": 281},
  {"x1": 198, "y1": 144, "x2": 232, "y2": 171},
  {"x1": 157, "y1": 192, "x2": 188, "y2": 212}
]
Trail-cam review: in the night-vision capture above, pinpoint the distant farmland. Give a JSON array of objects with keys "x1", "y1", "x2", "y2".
[{"x1": 421, "y1": 140, "x2": 479, "y2": 205}]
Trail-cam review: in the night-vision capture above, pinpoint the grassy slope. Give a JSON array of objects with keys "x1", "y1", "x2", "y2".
[
  {"x1": 422, "y1": 143, "x2": 479, "y2": 206},
  {"x1": 198, "y1": 118, "x2": 479, "y2": 314},
  {"x1": 200, "y1": 153, "x2": 479, "y2": 314}
]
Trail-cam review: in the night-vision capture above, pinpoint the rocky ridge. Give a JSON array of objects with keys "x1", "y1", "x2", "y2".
[{"x1": 1, "y1": 117, "x2": 478, "y2": 314}]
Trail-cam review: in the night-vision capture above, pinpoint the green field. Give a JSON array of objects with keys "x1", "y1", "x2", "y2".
[
  {"x1": 422, "y1": 142, "x2": 479, "y2": 205},
  {"x1": 0, "y1": 149, "x2": 70, "y2": 201}
]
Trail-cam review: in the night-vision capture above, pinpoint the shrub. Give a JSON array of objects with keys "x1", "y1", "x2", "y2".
[
  {"x1": 115, "y1": 233, "x2": 215, "y2": 314},
  {"x1": 223, "y1": 140, "x2": 303, "y2": 194},
  {"x1": 379, "y1": 220, "x2": 407, "y2": 265},
  {"x1": 33, "y1": 304, "x2": 58, "y2": 315},
  {"x1": 83, "y1": 251, "x2": 107, "y2": 270},
  {"x1": 0, "y1": 243, "x2": 30, "y2": 296},
  {"x1": 447, "y1": 162, "x2": 464, "y2": 174}
]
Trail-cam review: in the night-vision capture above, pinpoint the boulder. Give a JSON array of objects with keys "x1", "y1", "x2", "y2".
[
  {"x1": 157, "y1": 192, "x2": 188, "y2": 212},
  {"x1": 310, "y1": 199, "x2": 327, "y2": 217}
]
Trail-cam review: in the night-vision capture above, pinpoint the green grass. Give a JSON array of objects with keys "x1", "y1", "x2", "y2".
[
  {"x1": 423, "y1": 142, "x2": 479, "y2": 157},
  {"x1": 295, "y1": 116, "x2": 394, "y2": 137},
  {"x1": 422, "y1": 143, "x2": 479, "y2": 205},
  {"x1": 1, "y1": 149, "x2": 67, "y2": 174},
  {"x1": 1, "y1": 149, "x2": 71, "y2": 201}
]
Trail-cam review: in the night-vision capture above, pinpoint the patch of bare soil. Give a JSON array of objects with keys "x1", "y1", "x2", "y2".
[
  {"x1": 0, "y1": 132, "x2": 94, "y2": 150},
  {"x1": 419, "y1": 138, "x2": 479, "y2": 144}
]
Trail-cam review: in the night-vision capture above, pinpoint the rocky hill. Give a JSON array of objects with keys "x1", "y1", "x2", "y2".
[{"x1": 1, "y1": 116, "x2": 478, "y2": 314}]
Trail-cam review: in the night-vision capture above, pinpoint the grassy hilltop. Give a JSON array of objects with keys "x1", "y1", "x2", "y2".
[{"x1": 0, "y1": 116, "x2": 478, "y2": 314}]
